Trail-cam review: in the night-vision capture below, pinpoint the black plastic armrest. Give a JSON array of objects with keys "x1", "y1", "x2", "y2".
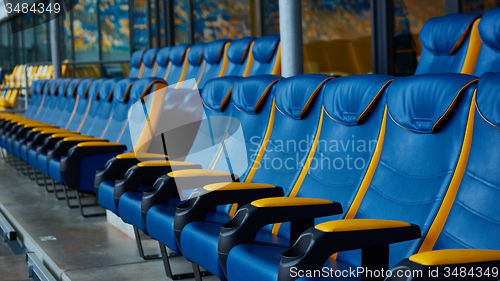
[
  {"x1": 140, "y1": 171, "x2": 241, "y2": 227},
  {"x1": 36, "y1": 135, "x2": 69, "y2": 157},
  {"x1": 173, "y1": 183, "x2": 285, "y2": 248},
  {"x1": 387, "y1": 251, "x2": 500, "y2": 281},
  {"x1": 47, "y1": 139, "x2": 106, "y2": 162},
  {"x1": 217, "y1": 198, "x2": 343, "y2": 276},
  {"x1": 112, "y1": 161, "x2": 202, "y2": 210},
  {"x1": 59, "y1": 143, "x2": 127, "y2": 191},
  {"x1": 276, "y1": 219, "x2": 421, "y2": 281}
]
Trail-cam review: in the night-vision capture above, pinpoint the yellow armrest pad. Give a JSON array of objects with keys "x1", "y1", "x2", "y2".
[
  {"x1": 23, "y1": 124, "x2": 56, "y2": 128},
  {"x1": 167, "y1": 169, "x2": 232, "y2": 178},
  {"x1": 205, "y1": 182, "x2": 276, "y2": 191},
  {"x1": 137, "y1": 160, "x2": 196, "y2": 167},
  {"x1": 315, "y1": 219, "x2": 411, "y2": 233},
  {"x1": 252, "y1": 197, "x2": 333, "y2": 208},
  {"x1": 35, "y1": 128, "x2": 68, "y2": 133},
  {"x1": 77, "y1": 142, "x2": 122, "y2": 147},
  {"x1": 117, "y1": 152, "x2": 169, "y2": 159},
  {"x1": 409, "y1": 249, "x2": 500, "y2": 266},
  {"x1": 64, "y1": 136, "x2": 103, "y2": 142},
  {"x1": 51, "y1": 133, "x2": 82, "y2": 138}
]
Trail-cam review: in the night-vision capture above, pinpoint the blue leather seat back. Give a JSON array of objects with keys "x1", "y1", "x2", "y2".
[
  {"x1": 153, "y1": 47, "x2": 170, "y2": 79},
  {"x1": 181, "y1": 44, "x2": 205, "y2": 86},
  {"x1": 123, "y1": 77, "x2": 168, "y2": 152},
  {"x1": 57, "y1": 79, "x2": 93, "y2": 129},
  {"x1": 248, "y1": 35, "x2": 281, "y2": 76},
  {"x1": 212, "y1": 75, "x2": 281, "y2": 181},
  {"x1": 39, "y1": 80, "x2": 64, "y2": 123},
  {"x1": 164, "y1": 44, "x2": 190, "y2": 85},
  {"x1": 128, "y1": 50, "x2": 145, "y2": 78},
  {"x1": 24, "y1": 80, "x2": 44, "y2": 119},
  {"x1": 140, "y1": 48, "x2": 160, "y2": 77},
  {"x1": 224, "y1": 37, "x2": 255, "y2": 77},
  {"x1": 336, "y1": 74, "x2": 478, "y2": 268},
  {"x1": 184, "y1": 77, "x2": 235, "y2": 169},
  {"x1": 85, "y1": 79, "x2": 120, "y2": 138},
  {"x1": 65, "y1": 78, "x2": 95, "y2": 132},
  {"x1": 101, "y1": 78, "x2": 137, "y2": 143},
  {"x1": 473, "y1": 8, "x2": 500, "y2": 76},
  {"x1": 250, "y1": 74, "x2": 330, "y2": 197},
  {"x1": 277, "y1": 75, "x2": 393, "y2": 239},
  {"x1": 197, "y1": 39, "x2": 232, "y2": 89},
  {"x1": 32, "y1": 80, "x2": 52, "y2": 121},
  {"x1": 45, "y1": 79, "x2": 71, "y2": 125},
  {"x1": 432, "y1": 72, "x2": 500, "y2": 252},
  {"x1": 415, "y1": 13, "x2": 481, "y2": 74},
  {"x1": 78, "y1": 79, "x2": 106, "y2": 134}
]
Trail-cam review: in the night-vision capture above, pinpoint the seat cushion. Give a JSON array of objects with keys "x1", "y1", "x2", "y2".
[
  {"x1": 146, "y1": 205, "x2": 182, "y2": 255},
  {"x1": 182, "y1": 221, "x2": 290, "y2": 280},
  {"x1": 228, "y1": 244, "x2": 358, "y2": 281},
  {"x1": 98, "y1": 181, "x2": 118, "y2": 215},
  {"x1": 36, "y1": 153, "x2": 49, "y2": 176},
  {"x1": 119, "y1": 191, "x2": 148, "y2": 234}
]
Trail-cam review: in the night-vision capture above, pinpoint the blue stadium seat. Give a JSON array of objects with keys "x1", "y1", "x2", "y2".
[
  {"x1": 415, "y1": 13, "x2": 481, "y2": 75},
  {"x1": 224, "y1": 37, "x2": 255, "y2": 76},
  {"x1": 248, "y1": 35, "x2": 281, "y2": 76},
  {"x1": 472, "y1": 8, "x2": 500, "y2": 75},
  {"x1": 386, "y1": 72, "x2": 500, "y2": 280}
]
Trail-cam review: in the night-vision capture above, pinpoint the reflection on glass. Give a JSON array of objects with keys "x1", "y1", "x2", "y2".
[
  {"x1": 101, "y1": 0, "x2": 130, "y2": 60},
  {"x1": 393, "y1": 0, "x2": 445, "y2": 75},
  {"x1": 73, "y1": 0, "x2": 99, "y2": 61},
  {"x1": 174, "y1": 0, "x2": 189, "y2": 44},
  {"x1": 461, "y1": 0, "x2": 500, "y2": 13}
]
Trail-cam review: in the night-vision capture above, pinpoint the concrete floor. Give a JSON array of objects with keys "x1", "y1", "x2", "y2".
[{"x1": 0, "y1": 157, "x2": 219, "y2": 281}]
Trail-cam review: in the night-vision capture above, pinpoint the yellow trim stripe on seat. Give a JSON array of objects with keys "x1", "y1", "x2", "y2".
[{"x1": 418, "y1": 92, "x2": 476, "y2": 253}]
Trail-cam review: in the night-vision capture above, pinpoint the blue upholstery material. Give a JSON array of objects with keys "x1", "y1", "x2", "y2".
[
  {"x1": 56, "y1": 79, "x2": 91, "y2": 129},
  {"x1": 204, "y1": 39, "x2": 230, "y2": 64},
  {"x1": 76, "y1": 152, "x2": 124, "y2": 191},
  {"x1": 387, "y1": 73, "x2": 477, "y2": 133},
  {"x1": 248, "y1": 35, "x2": 280, "y2": 76},
  {"x1": 119, "y1": 192, "x2": 148, "y2": 233},
  {"x1": 65, "y1": 79, "x2": 94, "y2": 131},
  {"x1": 473, "y1": 8, "x2": 500, "y2": 76},
  {"x1": 78, "y1": 79, "x2": 106, "y2": 134},
  {"x1": 433, "y1": 72, "x2": 500, "y2": 251},
  {"x1": 225, "y1": 75, "x2": 394, "y2": 281},
  {"x1": 197, "y1": 39, "x2": 231, "y2": 89},
  {"x1": 165, "y1": 44, "x2": 190, "y2": 85},
  {"x1": 200, "y1": 76, "x2": 236, "y2": 112},
  {"x1": 146, "y1": 205, "x2": 183, "y2": 254},
  {"x1": 39, "y1": 80, "x2": 64, "y2": 124},
  {"x1": 84, "y1": 79, "x2": 120, "y2": 137},
  {"x1": 225, "y1": 37, "x2": 255, "y2": 76},
  {"x1": 415, "y1": 13, "x2": 480, "y2": 74},
  {"x1": 153, "y1": 47, "x2": 170, "y2": 79},
  {"x1": 46, "y1": 79, "x2": 72, "y2": 125},
  {"x1": 336, "y1": 74, "x2": 477, "y2": 268},
  {"x1": 98, "y1": 181, "x2": 118, "y2": 214},
  {"x1": 140, "y1": 48, "x2": 159, "y2": 77},
  {"x1": 182, "y1": 44, "x2": 205, "y2": 85},
  {"x1": 128, "y1": 50, "x2": 145, "y2": 78},
  {"x1": 211, "y1": 75, "x2": 280, "y2": 182}
]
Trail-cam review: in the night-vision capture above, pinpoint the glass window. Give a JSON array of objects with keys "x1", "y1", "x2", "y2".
[
  {"x1": 100, "y1": 0, "x2": 131, "y2": 60},
  {"x1": 133, "y1": 0, "x2": 148, "y2": 50},
  {"x1": 192, "y1": 0, "x2": 251, "y2": 43},
  {"x1": 263, "y1": 0, "x2": 279, "y2": 35},
  {"x1": 174, "y1": 0, "x2": 190, "y2": 44},
  {"x1": 461, "y1": 0, "x2": 500, "y2": 12},
  {"x1": 393, "y1": 0, "x2": 446, "y2": 75},
  {"x1": 73, "y1": 0, "x2": 99, "y2": 62},
  {"x1": 301, "y1": 0, "x2": 372, "y2": 76}
]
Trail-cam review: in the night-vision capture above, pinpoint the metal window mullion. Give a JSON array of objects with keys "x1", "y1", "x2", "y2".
[
  {"x1": 164, "y1": 0, "x2": 174, "y2": 46},
  {"x1": 97, "y1": 0, "x2": 103, "y2": 75},
  {"x1": 187, "y1": 0, "x2": 194, "y2": 44},
  {"x1": 70, "y1": 0, "x2": 76, "y2": 76},
  {"x1": 370, "y1": 0, "x2": 394, "y2": 75},
  {"x1": 146, "y1": 0, "x2": 152, "y2": 48},
  {"x1": 128, "y1": 0, "x2": 135, "y2": 54},
  {"x1": 155, "y1": 0, "x2": 161, "y2": 47}
]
